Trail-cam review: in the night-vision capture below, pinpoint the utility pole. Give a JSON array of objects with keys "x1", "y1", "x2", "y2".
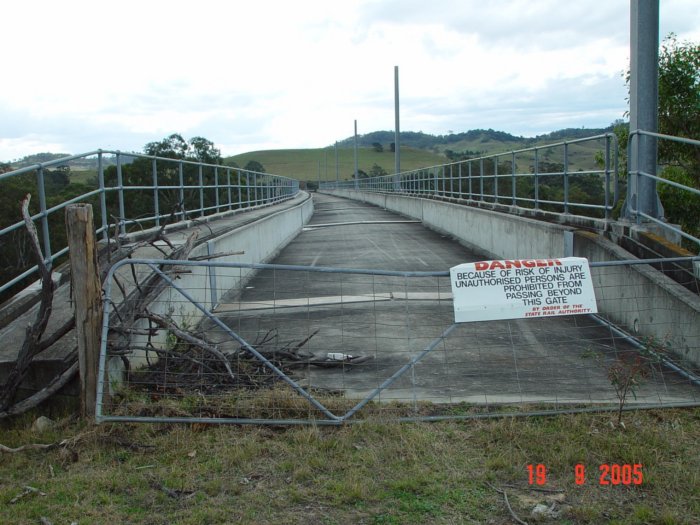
[
  {"x1": 624, "y1": 0, "x2": 663, "y2": 222},
  {"x1": 394, "y1": 65, "x2": 401, "y2": 190}
]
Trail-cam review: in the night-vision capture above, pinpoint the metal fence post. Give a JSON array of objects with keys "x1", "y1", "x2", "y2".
[
  {"x1": 479, "y1": 158, "x2": 484, "y2": 201},
  {"x1": 178, "y1": 161, "x2": 185, "y2": 221},
  {"x1": 198, "y1": 165, "x2": 204, "y2": 218},
  {"x1": 116, "y1": 153, "x2": 126, "y2": 236},
  {"x1": 468, "y1": 161, "x2": 473, "y2": 200},
  {"x1": 152, "y1": 157, "x2": 160, "y2": 226},
  {"x1": 97, "y1": 151, "x2": 108, "y2": 241},
  {"x1": 227, "y1": 168, "x2": 232, "y2": 210},
  {"x1": 604, "y1": 135, "x2": 612, "y2": 221},
  {"x1": 564, "y1": 142, "x2": 570, "y2": 214},
  {"x1": 511, "y1": 152, "x2": 516, "y2": 206},
  {"x1": 238, "y1": 171, "x2": 243, "y2": 209},
  {"x1": 214, "y1": 167, "x2": 220, "y2": 213},
  {"x1": 493, "y1": 157, "x2": 499, "y2": 203},
  {"x1": 534, "y1": 148, "x2": 539, "y2": 210}
]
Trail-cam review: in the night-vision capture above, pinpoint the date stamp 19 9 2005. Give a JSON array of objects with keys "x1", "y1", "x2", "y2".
[{"x1": 527, "y1": 463, "x2": 643, "y2": 486}]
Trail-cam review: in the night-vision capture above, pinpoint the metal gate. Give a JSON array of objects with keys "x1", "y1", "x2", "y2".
[{"x1": 96, "y1": 259, "x2": 700, "y2": 425}]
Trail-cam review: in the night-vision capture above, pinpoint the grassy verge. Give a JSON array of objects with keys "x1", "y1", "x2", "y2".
[{"x1": 1, "y1": 407, "x2": 699, "y2": 524}]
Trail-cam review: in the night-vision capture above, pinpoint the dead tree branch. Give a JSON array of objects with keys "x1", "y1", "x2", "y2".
[
  {"x1": 0, "y1": 195, "x2": 56, "y2": 412},
  {"x1": 140, "y1": 311, "x2": 236, "y2": 381}
]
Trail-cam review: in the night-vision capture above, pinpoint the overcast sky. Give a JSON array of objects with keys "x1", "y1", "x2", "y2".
[{"x1": 1, "y1": 0, "x2": 699, "y2": 161}]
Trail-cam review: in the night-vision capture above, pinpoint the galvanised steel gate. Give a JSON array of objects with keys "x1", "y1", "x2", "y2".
[{"x1": 96, "y1": 259, "x2": 700, "y2": 425}]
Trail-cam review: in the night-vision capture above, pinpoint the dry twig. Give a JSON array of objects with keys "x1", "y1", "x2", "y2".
[{"x1": 487, "y1": 482, "x2": 529, "y2": 525}]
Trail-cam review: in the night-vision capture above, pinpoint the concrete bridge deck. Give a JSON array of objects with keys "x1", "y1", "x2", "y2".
[
  {"x1": 0, "y1": 192, "x2": 311, "y2": 398},
  {"x1": 204, "y1": 193, "x2": 699, "y2": 406}
]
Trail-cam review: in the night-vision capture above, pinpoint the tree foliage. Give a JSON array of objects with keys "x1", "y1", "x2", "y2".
[
  {"x1": 369, "y1": 164, "x2": 387, "y2": 177},
  {"x1": 243, "y1": 160, "x2": 265, "y2": 173},
  {"x1": 657, "y1": 34, "x2": 700, "y2": 182},
  {"x1": 144, "y1": 134, "x2": 222, "y2": 165}
]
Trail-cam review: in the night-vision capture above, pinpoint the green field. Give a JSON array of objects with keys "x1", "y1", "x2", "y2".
[
  {"x1": 225, "y1": 147, "x2": 447, "y2": 181},
  {"x1": 225, "y1": 139, "x2": 608, "y2": 183}
]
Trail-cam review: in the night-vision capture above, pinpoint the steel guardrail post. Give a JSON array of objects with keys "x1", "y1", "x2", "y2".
[
  {"x1": 97, "y1": 151, "x2": 108, "y2": 241},
  {"x1": 116, "y1": 152, "x2": 126, "y2": 236},
  {"x1": 479, "y1": 158, "x2": 484, "y2": 201},
  {"x1": 152, "y1": 157, "x2": 160, "y2": 227},
  {"x1": 214, "y1": 166, "x2": 220, "y2": 212},
  {"x1": 178, "y1": 161, "x2": 185, "y2": 221},
  {"x1": 198, "y1": 164, "x2": 204, "y2": 218},
  {"x1": 227, "y1": 168, "x2": 232, "y2": 210},
  {"x1": 468, "y1": 161, "x2": 473, "y2": 200},
  {"x1": 534, "y1": 147, "x2": 540, "y2": 210},
  {"x1": 564, "y1": 142, "x2": 570, "y2": 214},
  {"x1": 511, "y1": 151, "x2": 516, "y2": 206},
  {"x1": 494, "y1": 156, "x2": 499, "y2": 203}
]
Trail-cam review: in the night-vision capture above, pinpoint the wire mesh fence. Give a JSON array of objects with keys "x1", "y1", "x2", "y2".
[{"x1": 97, "y1": 259, "x2": 700, "y2": 425}]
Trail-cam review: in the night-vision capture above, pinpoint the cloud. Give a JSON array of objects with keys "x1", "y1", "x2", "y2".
[{"x1": 1, "y1": 1, "x2": 698, "y2": 162}]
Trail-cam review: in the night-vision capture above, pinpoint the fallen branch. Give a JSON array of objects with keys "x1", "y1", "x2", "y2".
[
  {"x1": 10, "y1": 485, "x2": 46, "y2": 504},
  {"x1": 139, "y1": 310, "x2": 236, "y2": 381},
  {"x1": 189, "y1": 250, "x2": 245, "y2": 261},
  {"x1": 0, "y1": 195, "x2": 56, "y2": 412},
  {"x1": 0, "y1": 360, "x2": 78, "y2": 419},
  {"x1": 151, "y1": 481, "x2": 196, "y2": 500},
  {"x1": 1, "y1": 442, "x2": 57, "y2": 453},
  {"x1": 487, "y1": 483, "x2": 529, "y2": 525}
]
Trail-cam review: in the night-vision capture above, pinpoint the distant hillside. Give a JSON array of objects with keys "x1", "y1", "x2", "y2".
[
  {"x1": 10, "y1": 152, "x2": 72, "y2": 168},
  {"x1": 226, "y1": 126, "x2": 615, "y2": 181},
  {"x1": 337, "y1": 127, "x2": 612, "y2": 155},
  {"x1": 225, "y1": 147, "x2": 446, "y2": 181},
  {"x1": 9, "y1": 152, "x2": 122, "y2": 171}
]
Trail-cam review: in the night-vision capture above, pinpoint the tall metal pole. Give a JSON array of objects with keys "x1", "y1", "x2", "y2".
[
  {"x1": 354, "y1": 119, "x2": 359, "y2": 190},
  {"x1": 394, "y1": 65, "x2": 401, "y2": 190},
  {"x1": 624, "y1": 0, "x2": 662, "y2": 222}
]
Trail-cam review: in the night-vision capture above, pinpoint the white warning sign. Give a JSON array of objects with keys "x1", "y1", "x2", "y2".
[{"x1": 450, "y1": 257, "x2": 598, "y2": 323}]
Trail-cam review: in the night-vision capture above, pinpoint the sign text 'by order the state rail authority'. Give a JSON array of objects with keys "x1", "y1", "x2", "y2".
[{"x1": 450, "y1": 257, "x2": 598, "y2": 323}]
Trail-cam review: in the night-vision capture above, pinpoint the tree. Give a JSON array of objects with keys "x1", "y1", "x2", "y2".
[
  {"x1": 243, "y1": 160, "x2": 265, "y2": 173},
  {"x1": 189, "y1": 136, "x2": 222, "y2": 165},
  {"x1": 144, "y1": 133, "x2": 190, "y2": 159},
  {"x1": 657, "y1": 34, "x2": 700, "y2": 182},
  {"x1": 372, "y1": 142, "x2": 384, "y2": 153},
  {"x1": 369, "y1": 164, "x2": 387, "y2": 177}
]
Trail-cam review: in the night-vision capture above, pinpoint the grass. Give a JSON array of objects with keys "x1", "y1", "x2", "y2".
[
  {"x1": 225, "y1": 138, "x2": 607, "y2": 185},
  {"x1": 225, "y1": 147, "x2": 447, "y2": 182},
  {"x1": 2, "y1": 406, "x2": 699, "y2": 524}
]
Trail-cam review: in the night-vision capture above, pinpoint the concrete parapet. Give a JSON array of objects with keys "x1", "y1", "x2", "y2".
[
  {"x1": 324, "y1": 190, "x2": 700, "y2": 368},
  {"x1": 574, "y1": 231, "x2": 700, "y2": 367},
  {"x1": 0, "y1": 193, "x2": 314, "y2": 399}
]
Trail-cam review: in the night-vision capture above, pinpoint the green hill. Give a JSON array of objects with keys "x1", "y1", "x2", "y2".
[
  {"x1": 225, "y1": 126, "x2": 616, "y2": 181},
  {"x1": 225, "y1": 147, "x2": 446, "y2": 182}
]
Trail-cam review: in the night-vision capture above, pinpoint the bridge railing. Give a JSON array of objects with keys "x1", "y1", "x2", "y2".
[
  {"x1": 322, "y1": 133, "x2": 619, "y2": 219},
  {"x1": 627, "y1": 130, "x2": 700, "y2": 248},
  {"x1": 0, "y1": 150, "x2": 299, "y2": 298}
]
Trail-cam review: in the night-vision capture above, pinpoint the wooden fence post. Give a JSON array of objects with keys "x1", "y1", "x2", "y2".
[{"x1": 65, "y1": 204, "x2": 103, "y2": 418}]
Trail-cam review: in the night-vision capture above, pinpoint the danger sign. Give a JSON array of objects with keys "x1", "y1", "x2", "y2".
[{"x1": 450, "y1": 257, "x2": 598, "y2": 323}]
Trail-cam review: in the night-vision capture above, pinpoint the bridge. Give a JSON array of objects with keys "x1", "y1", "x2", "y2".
[{"x1": 1, "y1": 130, "x2": 699, "y2": 424}]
